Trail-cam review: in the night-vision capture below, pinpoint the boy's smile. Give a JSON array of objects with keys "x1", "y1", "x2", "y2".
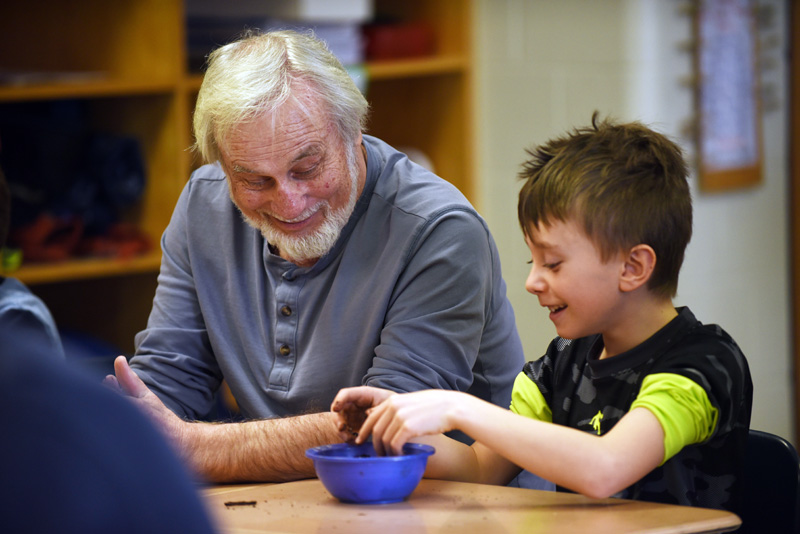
[{"x1": 524, "y1": 219, "x2": 626, "y2": 342}]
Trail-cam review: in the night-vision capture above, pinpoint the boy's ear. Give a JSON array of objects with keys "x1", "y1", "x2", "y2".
[{"x1": 619, "y1": 244, "x2": 656, "y2": 293}]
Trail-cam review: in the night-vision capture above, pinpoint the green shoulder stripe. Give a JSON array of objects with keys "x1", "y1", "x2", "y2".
[
  {"x1": 631, "y1": 373, "x2": 718, "y2": 465},
  {"x1": 509, "y1": 372, "x2": 552, "y2": 422}
]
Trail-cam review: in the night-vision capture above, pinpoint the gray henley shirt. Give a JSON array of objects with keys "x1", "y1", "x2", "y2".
[{"x1": 131, "y1": 135, "x2": 524, "y2": 420}]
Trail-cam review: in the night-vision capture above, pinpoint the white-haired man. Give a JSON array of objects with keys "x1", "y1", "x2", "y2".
[{"x1": 106, "y1": 30, "x2": 524, "y2": 483}]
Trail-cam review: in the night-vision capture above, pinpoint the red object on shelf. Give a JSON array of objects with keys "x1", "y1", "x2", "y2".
[
  {"x1": 363, "y1": 22, "x2": 435, "y2": 60},
  {"x1": 10, "y1": 216, "x2": 151, "y2": 263},
  {"x1": 10, "y1": 214, "x2": 83, "y2": 262},
  {"x1": 76, "y1": 223, "x2": 151, "y2": 260}
]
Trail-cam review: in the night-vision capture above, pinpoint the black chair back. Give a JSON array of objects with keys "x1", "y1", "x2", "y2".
[{"x1": 739, "y1": 429, "x2": 800, "y2": 533}]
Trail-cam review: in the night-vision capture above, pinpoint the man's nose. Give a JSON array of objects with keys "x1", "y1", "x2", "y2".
[{"x1": 269, "y1": 179, "x2": 308, "y2": 219}]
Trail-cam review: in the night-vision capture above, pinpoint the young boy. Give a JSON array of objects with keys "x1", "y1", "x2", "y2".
[{"x1": 331, "y1": 114, "x2": 753, "y2": 514}]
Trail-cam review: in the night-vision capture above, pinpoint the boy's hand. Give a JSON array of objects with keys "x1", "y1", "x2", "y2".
[
  {"x1": 331, "y1": 386, "x2": 396, "y2": 442},
  {"x1": 361, "y1": 390, "x2": 465, "y2": 456}
]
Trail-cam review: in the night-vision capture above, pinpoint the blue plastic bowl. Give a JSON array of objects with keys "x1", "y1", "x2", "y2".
[{"x1": 306, "y1": 442, "x2": 435, "y2": 504}]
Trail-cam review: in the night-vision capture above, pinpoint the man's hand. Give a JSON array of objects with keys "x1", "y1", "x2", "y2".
[
  {"x1": 104, "y1": 357, "x2": 344, "y2": 483},
  {"x1": 104, "y1": 356, "x2": 186, "y2": 448},
  {"x1": 330, "y1": 386, "x2": 396, "y2": 442}
]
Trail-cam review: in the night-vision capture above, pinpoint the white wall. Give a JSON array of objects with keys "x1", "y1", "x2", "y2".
[{"x1": 474, "y1": 0, "x2": 793, "y2": 443}]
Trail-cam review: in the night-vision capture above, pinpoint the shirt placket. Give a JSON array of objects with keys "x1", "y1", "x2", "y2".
[{"x1": 270, "y1": 269, "x2": 300, "y2": 391}]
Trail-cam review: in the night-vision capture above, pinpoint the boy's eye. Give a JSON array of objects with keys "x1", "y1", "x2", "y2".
[{"x1": 526, "y1": 259, "x2": 560, "y2": 270}]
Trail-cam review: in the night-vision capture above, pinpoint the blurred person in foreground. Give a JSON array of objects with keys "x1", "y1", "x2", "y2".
[
  {"x1": 1, "y1": 162, "x2": 216, "y2": 534},
  {"x1": 0, "y1": 299, "x2": 216, "y2": 534}
]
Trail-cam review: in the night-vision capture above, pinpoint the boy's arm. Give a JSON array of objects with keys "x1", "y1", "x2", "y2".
[
  {"x1": 459, "y1": 404, "x2": 665, "y2": 498},
  {"x1": 358, "y1": 388, "x2": 665, "y2": 498},
  {"x1": 414, "y1": 434, "x2": 521, "y2": 485}
]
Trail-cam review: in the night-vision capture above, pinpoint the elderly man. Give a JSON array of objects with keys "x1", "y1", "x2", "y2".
[{"x1": 107, "y1": 30, "x2": 524, "y2": 483}]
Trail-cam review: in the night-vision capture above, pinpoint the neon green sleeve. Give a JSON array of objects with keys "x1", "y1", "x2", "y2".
[
  {"x1": 631, "y1": 373, "x2": 719, "y2": 465},
  {"x1": 509, "y1": 372, "x2": 552, "y2": 422}
]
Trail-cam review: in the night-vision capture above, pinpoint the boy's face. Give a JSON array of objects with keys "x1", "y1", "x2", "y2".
[{"x1": 525, "y1": 219, "x2": 626, "y2": 340}]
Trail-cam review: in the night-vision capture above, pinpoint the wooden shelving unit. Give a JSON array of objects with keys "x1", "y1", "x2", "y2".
[{"x1": 0, "y1": 0, "x2": 474, "y2": 352}]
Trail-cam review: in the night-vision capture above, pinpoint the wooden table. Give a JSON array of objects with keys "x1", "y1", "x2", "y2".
[{"x1": 204, "y1": 479, "x2": 741, "y2": 533}]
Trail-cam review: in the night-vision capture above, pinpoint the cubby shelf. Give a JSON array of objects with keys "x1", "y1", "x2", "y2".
[{"x1": 0, "y1": 0, "x2": 474, "y2": 351}]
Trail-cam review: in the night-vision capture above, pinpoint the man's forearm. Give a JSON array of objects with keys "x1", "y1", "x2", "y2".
[{"x1": 180, "y1": 411, "x2": 341, "y2": 483}]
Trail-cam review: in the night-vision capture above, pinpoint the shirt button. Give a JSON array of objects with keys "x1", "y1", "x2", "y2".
[
  {"x1": 279, "y1": 344, "x2": 291, "y2": 356},
  {"x1": 280, "y1": 305, "x2": 292, "y2": 316}
]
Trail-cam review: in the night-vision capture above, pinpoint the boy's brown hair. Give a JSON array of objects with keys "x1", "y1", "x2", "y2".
[{"x1": 518, "y1": 112, "x2": 692, "y2": 299}]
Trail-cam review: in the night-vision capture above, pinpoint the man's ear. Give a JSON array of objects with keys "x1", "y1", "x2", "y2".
[{"x1": 619, "y1": 244, "x2": 656, "y2": 293}]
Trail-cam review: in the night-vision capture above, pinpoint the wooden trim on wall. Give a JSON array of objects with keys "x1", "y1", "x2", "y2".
[{"x1": 791, "y1": 1, "x2": 800, "y2": 446}]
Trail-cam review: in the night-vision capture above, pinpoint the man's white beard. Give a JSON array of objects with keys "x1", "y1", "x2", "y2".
[{"x1": 235, "y1": 148, "x2": 360, "y2": 266}]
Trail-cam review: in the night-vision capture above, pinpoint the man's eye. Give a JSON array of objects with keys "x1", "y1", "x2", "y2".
[
  {"x1": 293, "y1": 164, "x2": 318, "y2": 178},
  {"x1": 239, "y1": 177, "x2": 268, "y2": 190}
]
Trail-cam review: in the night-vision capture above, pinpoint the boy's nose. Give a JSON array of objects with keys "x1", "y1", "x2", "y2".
[{"x1": 525, "y1": 267, "x2": 545, "y2": 295}]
